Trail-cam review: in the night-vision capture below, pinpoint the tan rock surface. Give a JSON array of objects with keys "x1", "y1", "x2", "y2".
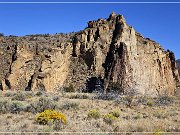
[{"x1": 0, "y1": 13, "x2": 179, "y2": 96}]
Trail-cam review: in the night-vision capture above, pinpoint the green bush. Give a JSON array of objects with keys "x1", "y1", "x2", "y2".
[
  {"x1": 110, "y1": 110, "x2": 121, "y2": 118},
  {"x1": 4, "y1": 91, "x2": 15, "y2": 97},
  {"x1": 69, "y1": 94, "x2": 89, "y2": 99},
  {"x1": 153, "y1": 110, "x2": 168, "y2": 119},
  {"x1": 28, "y1": 97, "x2": 57, "y2": 113},
  {"x1": 0, "y1": 100, "x2": 25, "y2": 114},
  {"x1": 156, "y1": 95, "x2": 174, "y2": 106},
  {"x1": 0, "y1": 100, "x2": 10, "y2": 113},
  {"x1": 12, "y1": 92, "x2": 26, "y2": 101},
  {"x1": 147, "y1": 100, "x2": 155, "y2": 107},
  {"x1": 124, "y1": 96, "x2": 134, "y2": 107},
  {"x1": 103, "y1": 113, "x2": 117, "y2": 125},
  {"x1": 87, "y1": 109, "x2": 101, "y2": 119},
  {"x1": 61, "y1": 102, "x2": 79, "y2": 110},
  {"x1": 10, "y1": 101, "x2": 25, "y2": 114},
  {"x1": 64, "y1": 84, "x2": 75, "y2": 93},
  {"x1": 153, "y1": 129, "x2": 165, "y2": 135},
  {"x1": 107, "y1": 82, "x2": 123, "y2": 93},
  {"x1": 12, "y1": 91, "x2": 34, "y2": 101}
]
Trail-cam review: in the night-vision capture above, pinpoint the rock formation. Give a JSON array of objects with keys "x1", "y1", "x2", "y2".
[
  {"x1": 0, "y1": 12, "x2": 179, "y2": 96},
  {"x1": 176, "y1": 59, "x2": 180, "y2": 75}
]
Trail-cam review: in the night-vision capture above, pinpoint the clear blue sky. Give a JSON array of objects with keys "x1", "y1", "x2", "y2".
[{"x1": 0, "y1": 2, "x2": 180, "y2": 59}]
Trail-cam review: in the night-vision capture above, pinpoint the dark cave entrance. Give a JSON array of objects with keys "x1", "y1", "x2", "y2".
[
  {"x1": 0, "y1": 82, "x2": 3, "y2": 91},
  {"x1": 5, "y1": 79, "x2": 11, "y2": 89},
  {"x1": 25, "y1": 75, "x2": 34, "y2": 91},
  {"x1": 84, "y1": 49, "x2": 94, "y2": 69},
  {"x1": 85, "y1": 76, "x2": 104, "y2": 93}
]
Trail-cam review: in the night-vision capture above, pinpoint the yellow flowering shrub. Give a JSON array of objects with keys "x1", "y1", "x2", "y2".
[
  {"x1": 153, "y1": 129, "x2": 164, "y2": 135},
  {"x1": 35, "y1": 109, "x2": 67, "y2": 125},
  {"x1": 110, "y1": 110, "x2": 121, "y2": 118},
  {"x1": 87, "y1": 109, "x2": 101, "y2": 119},
  {"x1": 103, "y1": 113, "x2": 117, "y2": 124}
]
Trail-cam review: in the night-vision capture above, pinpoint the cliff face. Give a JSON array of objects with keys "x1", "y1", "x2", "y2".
[
  {"x1": 0, "y1": 12, "x2": 179, "y2": 96},
  {"x1": 176, "y1": 59, "x2": 180, "y2": 75}
]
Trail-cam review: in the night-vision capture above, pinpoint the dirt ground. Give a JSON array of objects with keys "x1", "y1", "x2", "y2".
[{"x1": 0, "y1": 90, "x2": 179, "y2": 134}]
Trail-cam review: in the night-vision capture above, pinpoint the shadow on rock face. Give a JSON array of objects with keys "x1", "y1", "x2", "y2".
[{"x1": 84, "y1": 76, "x2": 104, "y2": 93}]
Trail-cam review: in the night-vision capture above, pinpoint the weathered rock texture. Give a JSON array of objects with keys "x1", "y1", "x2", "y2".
[
  {"x1": 176, "y1": 59, "x2": 180, "y2": 75},
  {"x1": 0, "y1": 12, "x2": 179, "y2": 96}
]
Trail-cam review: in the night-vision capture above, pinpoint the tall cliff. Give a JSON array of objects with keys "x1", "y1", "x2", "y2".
[
  {"x1": 176, "y1": 59, "x2": 180, "y2": 75},
  {"x1": 0, "y1": 12, "x2": 179, "y2": 96}
]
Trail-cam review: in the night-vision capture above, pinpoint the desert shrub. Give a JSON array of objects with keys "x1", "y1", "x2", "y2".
[
  {"x1": 64, "y1": 84, "x2": 75, "y2": 93},
  {"x1": 10, "y1": 101, "x2": 25, "y2": 114},
  {"x1": 136, "y1": 126, "x2": 144, "y2": 132},
  {"x1": 103, "y1": 113, "x2": 117, "y2": 125},
  {"x1": 0, "y1": 100, "x2": 11, "y2": 113},
  {"x1": 51, "y1": 95, "x2": 60, "y2": 102},
  {"x1": 125, "y1": 96, "x2": 133, "y2": 107},
  {"x1": 0, "y1": 100, "x2": 25, "y2": 114},
  {"x1": 138, "y1": 96, "x2": 155, "y2": 106},
  {"x1": 114, "y1": 95, "x2": 135, "y2": 107},
  {"x1": 61, "y1": 102, "x2": 79, "y2": 110},
  {"x1": 133, "y1": 113, "x2": 142, "y2": 120},
  {"x1": 36, "y1": 109, "x2": 67, "y2": 127},
  {"x1": 35, "y1": 91, "x2": 45, "y2": 96},
  {"x1": 4, "y1": 91, "x2": 15, "y2": 97},
  {"x1": 107, "y1": 82, "x2": 123, "y2": 94},
  {"x1": 69, "y1": 93, "x2": 89, "y2": 99},
  {"x1": 156, "y1": 95, "x2": 174, "y2": 106},
  {"x1": 12, "y1": 91, "x2": 34, "y2": 101},
  {"x1": 43, "y1": 126, "x2": 54, "y2": 132},
  {"x1": 95, "y1": 92, "x2": 119, "y2": 100},
  {"x1": 12, "y1": 92, "x2": 26, "y2": 101},
  {"x1": 27, "y1": 97, "x2": 56, "y2": 113},
  {"x1": 87, "y1": 109, "x2": 101, "y2": 119},
  {"x1": 110, "y1": 110, "x2": 121, "y2": 118},
  {"x1": 153, "y1": 110, "x2": 169, "y2": 119},
  {"x1": 153, "y1": 129, "x2": 165, "y2": 135},
  {"x1": 147, "y1": 100, "x2": 155, "y2": 107},
  {"x1": 137, "y1": 96, "x2": 148, "y2": 104}
]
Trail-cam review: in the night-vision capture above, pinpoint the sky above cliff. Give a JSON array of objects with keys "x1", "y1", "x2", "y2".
[{"x1": 0, "y1": 2, "x2": 179, "y2": 59}]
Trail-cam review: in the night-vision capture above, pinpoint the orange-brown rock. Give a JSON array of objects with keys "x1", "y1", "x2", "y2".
[{"x1": 0, "y1": 13, "x2": 179, "y2": 96}]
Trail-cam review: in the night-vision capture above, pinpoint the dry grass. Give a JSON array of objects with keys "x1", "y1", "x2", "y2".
[{"x1": 0, "y1": 90, "x2": 179, "y2": 133}]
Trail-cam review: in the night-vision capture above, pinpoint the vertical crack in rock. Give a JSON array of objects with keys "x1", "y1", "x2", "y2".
[
  {"x1": 0, "y1": 81, "x2": 3, "y2": 91},
  {"x1": 72, "y1": 36, "x2": 78, "y2": 57},
  {"x1": 5, "y1": 78, "x2": 11, "y2": 89},
  {"x1": 168, "y1": 50, "x2": 179, "y2": 82},
  {"x1": 9, "y1": 44, "x2": 17, "y2": 75},
  {"x1": 25, "y1": 74, "x2": 34, "y2": 91},
  {"x1": 103, "y1": 17, "x2": 124, "y2": 93}
]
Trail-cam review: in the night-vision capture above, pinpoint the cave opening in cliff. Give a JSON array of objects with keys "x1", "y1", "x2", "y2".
[
  {"x1": 84, "y1": 50, "x2": 94, "y2": 69},
  {"x1": 0, "y1": 82, "x2": 3, "y2": 90},
  {"x1": 85, "y1": 76, "x2": 104, "y2": 93},
  {"x1": 5, "y1": 79, "x2": 11, "y2": 89},
  {"x1": 25, "y1": 75, "x2": 34, "y2": 91}
]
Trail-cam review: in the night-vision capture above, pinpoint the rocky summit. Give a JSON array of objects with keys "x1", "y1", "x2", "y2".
[{"x1": 0, "y1": 12, "x2": 179, "y2": 96}]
